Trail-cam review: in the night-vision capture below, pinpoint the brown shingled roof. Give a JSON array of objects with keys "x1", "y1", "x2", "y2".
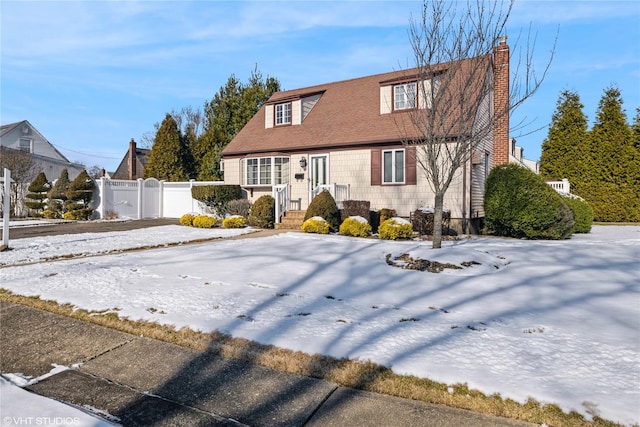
[{"x1": 222, "y1": 55, "x2": 491, "y2": 157}]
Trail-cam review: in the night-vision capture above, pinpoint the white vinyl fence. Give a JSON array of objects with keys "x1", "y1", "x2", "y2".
[{"x1": 94, "y1": 178, "x2": 225, "y2": 220}]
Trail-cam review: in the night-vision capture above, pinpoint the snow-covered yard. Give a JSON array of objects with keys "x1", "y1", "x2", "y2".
[{"x1": 1, "y1": 225, "x2": 638, "y2": 426}]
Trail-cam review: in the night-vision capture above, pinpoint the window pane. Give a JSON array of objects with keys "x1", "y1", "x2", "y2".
[
  {"x1": 260, "y1": 158, "x2": 271, "y2": 185},
  {"x1": 406, "y1": 83, "x2": 416, "y2": 108},
  {"x1": 395, "y1": 150, "x2": 405, "y2": 182},
  {"x1": 383, "y1": 151, "x2": 393, "y2": 183},
  {"x1": 246, "y1": 159, "x2": 258, "y2": 185}
]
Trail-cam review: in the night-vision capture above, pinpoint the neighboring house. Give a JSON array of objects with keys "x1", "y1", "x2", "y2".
[
  {"x1": 222, "y1": 40, "x2": 511, "y2": 233},
  {"x1": 509, "y1": 138, "x2": 539, "y2": 174},
  {"x1": 111, "y1": 139, "x2": 150, "y2": 180},
  {"x1": 0, "y1": 120, "x2": 85, "y2": 181}
]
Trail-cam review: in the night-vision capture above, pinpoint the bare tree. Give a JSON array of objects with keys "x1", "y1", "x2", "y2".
[
  {"x1": 0, "y1": 147, "x2": 38, "y2": 217},
  {"x1": 399, "y1": 0, "x2": 555, "y2": 248}
]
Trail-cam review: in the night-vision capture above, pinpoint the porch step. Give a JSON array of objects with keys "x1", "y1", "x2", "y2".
[{"x1": 275, "y1": 210, "x2": 305, "y2": 230}]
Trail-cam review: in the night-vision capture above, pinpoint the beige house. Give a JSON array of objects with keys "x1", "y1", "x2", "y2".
[{"x1": 222, "y1": 40, "x2": 511, "y2": 233}]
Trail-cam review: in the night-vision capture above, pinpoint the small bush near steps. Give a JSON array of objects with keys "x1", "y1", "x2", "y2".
[
  {"x1": 378, "y1": 217, "x2": 413, "y2": 240},
  {"x1": 192, "y1": 215, "x2": 217, "y2": 228},
  {"x1": 180, "y1": 213, "x2": 196, "y2": 226},
  {"x1": 222, "y1": 215, "x2": 247, "y2": 228},
  {"x1": 304, "y1": 190, "x2": 340, "y2": 231},
  {"x1": 339, "y1": 216, "x2": 372, "y2": 237},
  {"x1": 301, "y1": 216, "x2": 330, "y2": 234},
  {"x1": 249, "y1": 195, "x2": 275, "y2": 229}
]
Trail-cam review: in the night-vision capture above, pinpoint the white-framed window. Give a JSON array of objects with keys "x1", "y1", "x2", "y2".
[
  {"x1": 275, "y1": 102, "x2": 292, "y2": 125},
  {"x1": 394, "y1": 82, "x2": 416, "y2": 110},
  {"x1": 244, "y1": 156, "x2": 290, "y2": 186},
  {"x1": 383, "y1": 149, "x2": 405, "y2": 184},
  {"x1": 19, "y1": 138, "x2": 32, "y2": 153}
]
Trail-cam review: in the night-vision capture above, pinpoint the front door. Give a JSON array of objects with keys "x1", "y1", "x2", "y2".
[{"x1": 310, "y1": 154, "x2": 328, "y2": 189}]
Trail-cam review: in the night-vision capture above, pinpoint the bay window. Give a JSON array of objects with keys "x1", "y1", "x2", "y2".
[{"x1": 244, "y1": 156, "x2": 290, "y2": 186}]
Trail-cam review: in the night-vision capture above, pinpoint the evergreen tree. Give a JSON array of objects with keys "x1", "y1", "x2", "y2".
[
  {"x1": 196, "y1": 68, "x2": 281, "y2": 180},
  {"x1": 65, "y1": 170, "x2": 95, "y2": 220},
  {"x1": 48, "y1": 168, "x2": 70, "y2": 218},
  {"x1": 539, "y1": 90, "x2": 589, "y2": 196},
  {"x1": 144, "y1": 114, "x2": 192, "y2": 181},
  {"x1": 582, "y1": 87, "x2": 639, "y2": 221},
  {"x1": 632, "y1": 107, "x2": 640, "y2": 151},
  {"x1": 25, "y1": 171, "x2": 50, "y2": 217}
]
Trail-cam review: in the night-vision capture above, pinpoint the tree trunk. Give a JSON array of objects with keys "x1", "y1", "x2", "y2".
[{"x1": 432, "y1": 192, "x2": 444, "y2": 249}]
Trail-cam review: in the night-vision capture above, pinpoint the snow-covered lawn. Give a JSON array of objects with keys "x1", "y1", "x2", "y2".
[{"x1": 1, "y1": 225, "x2": 638, "y2": 425}]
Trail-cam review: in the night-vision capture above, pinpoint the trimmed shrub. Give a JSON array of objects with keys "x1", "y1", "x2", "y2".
[
  {"x1": 562, "y1": 195, "x2": 594, "y2": 234},
  {"x1": 49, "y1": 169, "x2": 70, "y2": 218},
  {"x1": 63, "y1": 211, "x2": 75, "y2": 221},
  {"x1": 301, "y1": 216, "x2": 330, "y2": 234},
  {"x1": 192, "y1": 215, "x2": 216, "y2": 228},
  {"x1": 339, "y1": 216, "x2": 372, "y2": 237},
  {"x1": 192, "y1": 185, "x2": 242, "y2": 217},
  {"x1": 180, "y1": 213, "x2": 196, "y2": 226},
  {"x1": 222, "y1": 215, "x2": 247, "y2": 228},
  {"x1": 304, "y1": 190, "x2": 340, "y2": 231},
  {"x1": 65, "y1": 170, "x2": 95, "y2": 220},
  {"x1": 411, "y1": 208, "x2": 451, "y2": 235},
  {"x1": 248, "y1": 195, "x2": 275, "y2": 228},
  {"x1": 226, "y1": 199, "x2": 252, "y2": 218},
  {"x1": 340, "y1": 200, "x2": 371, "y2": 223},
  {"x1": 25, "y1": 172, "x2": 50, "y2": 217},
  {"x1": 378, "y1": 217, "x2": 413, "y2": 240},
  {"x1": 484, "y1": 164, "x2": 575, "y2": 240}
]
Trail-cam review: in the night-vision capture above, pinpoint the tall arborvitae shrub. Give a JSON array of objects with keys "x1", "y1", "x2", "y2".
[
  {"x1": 145, "y1": 114, "x2": 193, "y2": 181},
  {"x1": 584, "y1": 87, "x2": 640, "y2": 222},
  {"x1": 25, "y1": 172, "x2": 50, "y2": 217},
  {"x1": 540, "y1": 90, "x2": 589, "y2": 194},
  {"x1": 48, "y1": 168, "x2": 70, "y2": 218},
  {"x1": 304, "y1": 190, "x2": 340, "y2": 231},
  {"x1": 65, "y1": 170, "x2": 95, "y2": 220},
  {"x1": 484, "y1": 164, "x2": 575, "y2": 240}
]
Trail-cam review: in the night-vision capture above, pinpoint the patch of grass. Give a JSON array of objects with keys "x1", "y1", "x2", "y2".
[{"x1": 0, "y1": 289, "x2": 628, "y2": 427}]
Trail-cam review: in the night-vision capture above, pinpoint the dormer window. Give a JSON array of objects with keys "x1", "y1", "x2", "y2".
[
  {"x1": 394, "y1": 82, "x2": 416, "y2": 110},
  {"x1": 275, "y1": 102, "x2": 292, "y2": 125}
]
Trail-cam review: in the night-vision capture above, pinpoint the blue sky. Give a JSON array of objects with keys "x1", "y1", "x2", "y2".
[{"x1": 1, "y1": 1, "x2": 638, "y2": 172}]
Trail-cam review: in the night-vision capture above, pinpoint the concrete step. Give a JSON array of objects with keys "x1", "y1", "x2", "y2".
[{"x1": 275, "y1": 210, "x2": 305, "y2": 230}]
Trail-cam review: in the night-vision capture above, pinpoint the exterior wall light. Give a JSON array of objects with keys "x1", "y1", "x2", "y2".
[{"x1": 299, "y1": 157, "x2": 307, "y2": 169}]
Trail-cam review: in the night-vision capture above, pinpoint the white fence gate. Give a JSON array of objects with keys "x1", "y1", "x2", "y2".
[{"x1": 95, "y1": 178, "x2": 224, "y2": 220}]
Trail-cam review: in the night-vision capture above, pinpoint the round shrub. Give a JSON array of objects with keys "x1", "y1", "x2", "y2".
[
  {"x1": 301, "y1": 216, "x2": 330, "y2": 234},
  {"x1": 378, "y1": 217, "x2": 413, "y2": 240},
  {"x1": 63, "y1": 211, "x2": 75, "y2": 221},
  {"x1": 339, "y1": 216, "x2": 372, "y2": 237},
  {"x1": 249, "y1": 195, "x2": 275, "y2": 228},
  {"x1": 222, "y1": 215, "x2": 247, "y2": 229},
  {"x1": 192, "y1": 215, "x2": 216, "y2": 228},
  {"x1": 225, "y1": 199, "x2": 252, "y2": 218},
  {"x1": 484, "y1": 164, "x2": 575, "y2": 240},
  {"x1": 304, "y1": 190, "x2": 340, "y2": 231},
  {"x1": 180, "y1": 213, "x2": 196, "y2": 226},
  {"x1": 562, "y1": 195, "x2": 594, "y2": 234}
]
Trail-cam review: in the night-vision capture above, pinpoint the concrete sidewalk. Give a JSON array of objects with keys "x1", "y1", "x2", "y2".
[{"x1": 0, "y1": 301, "x2": 535, "y2": 427}]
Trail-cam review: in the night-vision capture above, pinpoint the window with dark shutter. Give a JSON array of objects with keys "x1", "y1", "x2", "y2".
[{"x1": 371, "y1": 149, "x2": 381, "y2": 185}]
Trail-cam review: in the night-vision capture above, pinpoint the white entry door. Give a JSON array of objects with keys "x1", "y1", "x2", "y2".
[{"x1": 310, "y1": 154, "x2": 328, "y2": 189}]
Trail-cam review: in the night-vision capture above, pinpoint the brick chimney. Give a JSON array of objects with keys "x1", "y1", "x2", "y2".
[
  {"x1": 492, "y1": 36, "x2": 510, "y2": 167},
  {"x1": 128, "y1": 138, "x2": 136, "y2": 180}
]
